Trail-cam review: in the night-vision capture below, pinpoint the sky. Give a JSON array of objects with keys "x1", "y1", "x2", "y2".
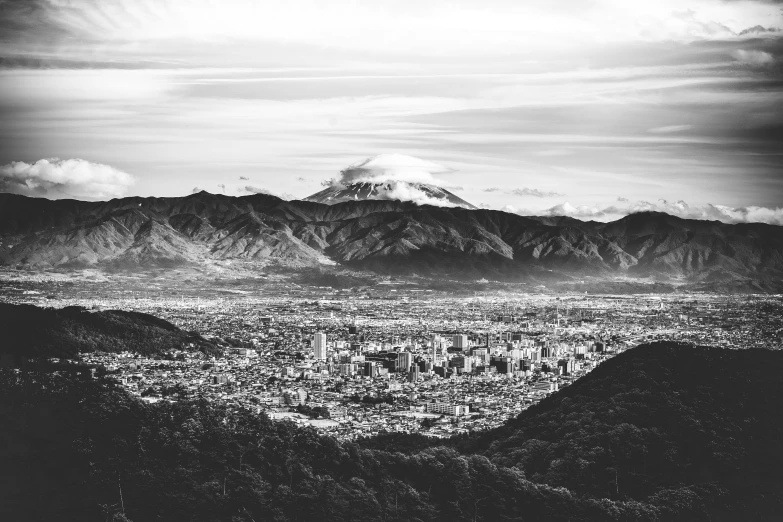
[{"x1": 0, "y1": 0, "x2": 782, "y2": 224}]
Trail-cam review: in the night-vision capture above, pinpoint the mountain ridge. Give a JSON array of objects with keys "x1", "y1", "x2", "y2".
[{"x1": 0, "y1": 192, "x2": 781, "y2": 283}]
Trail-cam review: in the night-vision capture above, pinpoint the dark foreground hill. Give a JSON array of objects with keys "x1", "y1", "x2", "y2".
[
  {"x1": 1, "y1": 192, "x2": 781, "y2": 283},
  {"x1": 2, "y1": 342, "x2": 782, "y2": 521},
  {"x1": 0, "y1": 303, "x2": 219, "y2": 360},
  {"x1": 474, "y1": 343, "x2": 783, "y2": 518}
]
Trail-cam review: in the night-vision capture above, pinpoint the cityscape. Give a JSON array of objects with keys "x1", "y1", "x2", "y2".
[
  {"x1": 2, "y1": 0, "x2": 783, "y2": 519},
  {"x1": 6, "y1": 274, "x2": 781, "y2": 442}
]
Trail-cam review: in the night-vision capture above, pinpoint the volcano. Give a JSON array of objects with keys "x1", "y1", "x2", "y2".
[{"x1": 304, "y1": 181, "x2": 477, "y2": 208}]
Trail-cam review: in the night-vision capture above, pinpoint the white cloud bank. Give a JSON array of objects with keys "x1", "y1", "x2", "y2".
[
  {"x1": 373, "y1": 182, "x2": 459, "y2": 208},
  {"x1": 517, "y1": 199, "x2": 783, "y2": 225},
  {"x1": 0, "y1": 158, "x2": 135, "y2": 199}
]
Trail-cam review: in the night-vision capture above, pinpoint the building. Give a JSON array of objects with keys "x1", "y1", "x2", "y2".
[
  {"x1": 364, "y1": 361, "x2": 378, "y2": 378},
  {"x1": 327, "y1": 405, "x2": 347, "y2": 419},
  {"x1": 558, "y1": 359, "x2": 576, "y2": 376},
  {"x1": 313, "y1": 332, "x2": 327, "y2": 360},
  {"x1": 425, "y1": 403, "x2": 470, "y2": 416},
  {"x1": 452, "y1": 334, "x2": 469, "y2": 351},
  {"x1": 397, "y1": 351, "x2": 412, "y2": 372},
  {"x1": 531, "y1": 381, "x2": 558, "y2": 394},
  {"x1": 490, "y1": 355, "x2": 515, "y2": 374},
  {"x1": 408, "y1": 366, "x2": 420, "y2": 382}
]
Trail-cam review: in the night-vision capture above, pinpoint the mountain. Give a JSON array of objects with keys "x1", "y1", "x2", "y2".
[
  {"x1": 304, "y1": 181, "x2": 477, "y2": 208},
  {"x1": 0, "y1": 192, "x2": 781, "y2": 283},
  {"x1": 0, "y1": 302, "x2": 219, "y2": 360},
  {"x1": 3, "y1": 341, "x2": 782, "y2": 521}
]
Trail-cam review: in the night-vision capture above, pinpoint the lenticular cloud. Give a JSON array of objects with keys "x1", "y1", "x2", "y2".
[
  {"x1": 0, "y1": 158, "x2": 135, "y2": 200},
  {"x1": 335, "y1": 154, "x2": 454, "y2": 186}
]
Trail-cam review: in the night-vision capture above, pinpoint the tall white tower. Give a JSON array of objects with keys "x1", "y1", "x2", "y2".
[{"x1": 313, "y1": 332, "x2": 327, "y2": 360}]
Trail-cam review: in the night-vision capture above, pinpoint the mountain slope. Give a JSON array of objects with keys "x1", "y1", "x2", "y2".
[
  {"x1": 0, "y1": 192, "x2": 781, "y2": 282},
  {"x1": 305, "y1": 181, "x2": 477, "y2": 209}
]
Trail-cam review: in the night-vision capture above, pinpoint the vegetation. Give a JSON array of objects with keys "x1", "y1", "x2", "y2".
[
  {"x1": 295, "y1": 404, "x2": 331, "y2": 419},
  {"x1": 0, "y1": 303, "x2": 220, "y2": 360},
  {"x1": 2, "y1": 342, "x2": 782, "y2": 521},
  {"x1": 471, "y1": 343, "x2": 783, "y2": 518}
]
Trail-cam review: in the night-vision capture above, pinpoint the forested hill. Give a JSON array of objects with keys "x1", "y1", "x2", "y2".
[
  {"x1": 2, "y1": 343, "x2": 783, "y2": 521},
  {"x1": 0, "y1": 303, "x2": 219, "y2": 360},
  {"x1": 473, "y1": 343, "x2": 783, "y2": 517}
]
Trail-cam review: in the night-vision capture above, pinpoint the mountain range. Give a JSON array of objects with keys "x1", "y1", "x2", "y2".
[{"x1": 0, "y1": 191, "x2": 781, "y2": 284}]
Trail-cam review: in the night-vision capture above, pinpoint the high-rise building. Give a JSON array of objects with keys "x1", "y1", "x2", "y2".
[
  {"x1": 490, "y1": 355, "x2": 515, "y2": 374},
  {"x1": 452, "y1": 334, "x2": 469, "y2": 350},
  {"x1": 408, "y1": 366, "x2": 419, "y2": 382},
  {"x1": 313, "y1": 332, "x2": 327, "y2": 360},
  {"x1": 397, "y1": 351, "x2": 412, "y2": 372}
]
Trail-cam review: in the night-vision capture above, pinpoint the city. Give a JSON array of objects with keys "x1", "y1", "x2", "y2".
[{"x1": 6, "y1": 276, "x2": 781, "y2": 442}]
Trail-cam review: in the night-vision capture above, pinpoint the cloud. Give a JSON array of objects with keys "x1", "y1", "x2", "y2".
[
  {"x1": 0, "y1": 158, "x2": 134, "y2": 200},
  {"x1": 648, "y1": 124, "x2": 693, "y2": 133},
  {"x1": 510, "y1": 187, "x2": 564, "y2": 198},
  {"x1": 361, "y1": 181, "x2": 458, "y2": 207},
  {"x1": 731, "y1": 49, "x2": 776, "y2": 66},
  {"x1": 296, "y1": 177, "x2": 308, "y2": 182},
  {"x1": 239, "y1": 176, "x2": 249, "y2": 180},
  {"x1": 738, "y1": 25, "x2": 781, "y2": 36},
  {"x1": 483, "y1": 187, "x2": 564, "y2": 197},
  {"x1": 669, "y1": 9, "x2": 736, "y2": 40},
  {"x1": 617, "y1": 196, "x2": 629, "y2": 202},
  {"x1": 191, "y1": 186, "x2": 201, "y2": 193},
  {"x1": 217, "y1": 183, "x2": 226, "y2": 193},
  {"x1": 524, "y1": 199, "x2": 783, "y2": 225},
  {"x1": 331, "y1": 154, "x2": 455, "y2": 187},
  {"x1": 242, "y1": 185, "x2": 273, "y2": 195},
  {"x1": 240, "y1": 185, "x2": 290, "y2": 200}
]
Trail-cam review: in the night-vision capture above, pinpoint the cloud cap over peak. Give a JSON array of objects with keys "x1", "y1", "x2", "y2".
[
  {"x1": 336, "y1": 154, "x2": 455, "y2": 186},
  {"x1": 0, "y1": 158, "x2": 135, "y2": 200}
]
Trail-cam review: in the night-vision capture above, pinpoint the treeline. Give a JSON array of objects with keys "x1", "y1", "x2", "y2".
[
  {"x1": 0, "y1": 303, "x2": 220, "y2": 359},
  {"x1": 2, "y1": 369, "x2": 679, "y2": 522}
]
